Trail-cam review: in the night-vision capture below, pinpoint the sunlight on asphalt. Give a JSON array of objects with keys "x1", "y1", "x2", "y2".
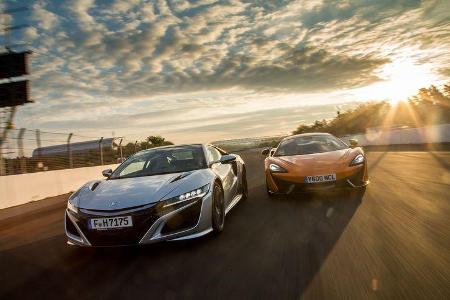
[
  {"x1": 372, "y1": 278, "x2": 379, "y2": 291},
  {"x1": 326, "y1": 207, "x2": 334, "y2": 218}
]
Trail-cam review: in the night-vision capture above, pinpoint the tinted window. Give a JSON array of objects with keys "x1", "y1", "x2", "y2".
[
  {"x1": 275, "y1": 135, "x2": 348, "y2": 156},
  {"x1": 110, "y1": 145, "x2": 207, "y2": 179}
]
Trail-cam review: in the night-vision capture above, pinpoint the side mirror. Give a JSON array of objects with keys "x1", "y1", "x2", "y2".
[
  {"x1": 102, "y1": 169, "x2": 113, "y2": 178},
  {"x1": 219, "y1": 154, "x2": 236, "y2": 164},
  {"x1": 349, "y1": 139, "x2": 358, "y2": 148},
  {"x1": 261, "y1": 148, "x2": 270, "y2": 156},
  {"x1": 269, "y1": 148, "x2": 276, "y2": 156}
]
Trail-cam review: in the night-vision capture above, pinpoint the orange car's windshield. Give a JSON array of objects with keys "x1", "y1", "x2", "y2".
[{"x1": 274, "y1": 135, "x2": 348, "y2": 156}]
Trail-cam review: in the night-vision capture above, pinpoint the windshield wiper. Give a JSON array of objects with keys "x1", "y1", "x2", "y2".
[{"x1": 112, "y1": 168, "x2": 202, "y2": 179}]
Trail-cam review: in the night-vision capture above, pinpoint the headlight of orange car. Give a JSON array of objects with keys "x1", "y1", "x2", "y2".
[
  {"x1": 269, "y1": 163, "x2": 288, "y2": 173},
  {"x1": 350, "y1": 154, "x2": 365, "y2": 166}
]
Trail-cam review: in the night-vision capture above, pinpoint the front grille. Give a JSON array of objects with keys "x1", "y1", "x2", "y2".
[
  {"x1": 72, "y1": 203, "x2": 164, "y2": 246},
  {"x1": 161, "y1": 200, "x2": 202, "y2": 235}
]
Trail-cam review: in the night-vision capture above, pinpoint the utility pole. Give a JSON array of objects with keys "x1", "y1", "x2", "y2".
[
  {"x1": 35, "y1": 129, "x2": 41, "y2": 157},
  {"x1": 67, "y1": 133, "x2": 73, "y2": 168},
  {"x1": 99, "y1": 137, "x2": 104, "y2": 165},
  {"x1": 17, "y1": 127, "x2": 26, "y2": 173},
  {"x1": 118, "y1": 138, "x2": 123, "y2": 162}
]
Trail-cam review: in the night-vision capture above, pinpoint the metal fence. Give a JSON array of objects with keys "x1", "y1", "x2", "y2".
[{"x1": 0, "y1": 128, "x2": 140, "y2": 176}]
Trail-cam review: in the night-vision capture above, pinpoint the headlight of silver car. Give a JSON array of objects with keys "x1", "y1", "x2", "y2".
[
  {"x1": 269, "y1": 163, "x2": 287, "y2": 173},
  {"x1": 163, "y1": 184, "x2": 210, "y2": 208},
  {"x1": 350, "y1": 154, "x2": 365, "y2": 166},
  {"x1": 67, "y1": 197, "x2": 79, "y2": 214}
]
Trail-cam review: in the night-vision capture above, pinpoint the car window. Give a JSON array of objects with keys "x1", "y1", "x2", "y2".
[
  {"x1": 172, "y1": 150, "x2": 194, "y2": 160},
  {"x1": 119, "y1": 160, "x2": 146, "y2": 177},
  {"x1": 111, "y1": 145, "x2": 207, "y2": 179},
  {"x1": 275, "y1": 135, "x2": 348, "y2": 156}
]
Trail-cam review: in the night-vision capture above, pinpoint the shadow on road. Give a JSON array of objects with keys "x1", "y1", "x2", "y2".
[
  {"x1": 366, "y1": 151, "x2": 387, "y2": 171},
  {"x1": 247, "y1": 187, "x2": 365, "y2": 299},
  {"x1": 428, "y1": 151, "x2": 450, "y2": 171}
]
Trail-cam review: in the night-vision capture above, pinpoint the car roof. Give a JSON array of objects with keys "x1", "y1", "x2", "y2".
[
  {"x1": 136, "y1": 143, "x2": 204, "y2": 154},
  {"x1": 281, "y1": 132, "x2": 332, "y2": 142}
]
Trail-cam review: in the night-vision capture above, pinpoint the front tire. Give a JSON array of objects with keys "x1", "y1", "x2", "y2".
[
  {"x1": 266, "y1": 180, "x2": 276, "y2": 198},
  {"x1": 241, "y1": 167, "x2": 248, "y2": 200},
  {"x1": 212, "y1": 182, "x2": 225, "y2": 234}
]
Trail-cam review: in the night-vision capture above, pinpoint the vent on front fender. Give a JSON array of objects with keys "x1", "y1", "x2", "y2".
[{"x1": 66, "y1": 214, "x2": 80, "y2": 237}]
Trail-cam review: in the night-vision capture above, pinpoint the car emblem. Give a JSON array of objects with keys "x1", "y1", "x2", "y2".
[{"x1": 110, "y1": 201, "x2": 118, "y2": 207}]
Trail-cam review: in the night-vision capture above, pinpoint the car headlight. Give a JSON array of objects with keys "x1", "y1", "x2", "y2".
[
  {"x1": 67, "y1": 198, "x2": 78, "y2": 214},
  {"x1": 163, "y1": 184, "x2": 210, "y2": 208},
  {"x1": 269, "y1": 163, "x2": 287, "y2": 173},
  {"x1": 350, "y1": 154, "x2": 365, "y2": 166}
]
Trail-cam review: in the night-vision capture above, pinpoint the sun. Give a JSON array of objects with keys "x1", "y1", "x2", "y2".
[
  {"x1": 388, "y1": 98, "x2": 403, "y2": 106},
  {"x1": 352, "y1": 58, "x2": 437, "y2": 103},
  {"x1": 379, "y1": 60, "x2": 432, "y2": 100}
]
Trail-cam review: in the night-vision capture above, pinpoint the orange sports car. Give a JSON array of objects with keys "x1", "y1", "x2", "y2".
[{"x1": 262, "y1": 133, "x2": 369, "y2": 196}]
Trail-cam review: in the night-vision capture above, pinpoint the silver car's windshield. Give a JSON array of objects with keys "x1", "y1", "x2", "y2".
[
  {"x1": 110, "y1": 145, "x2": 207, "y2": 179},
  {"x1": 274, "y1": 135, "x2": 348, "y2": 156}
]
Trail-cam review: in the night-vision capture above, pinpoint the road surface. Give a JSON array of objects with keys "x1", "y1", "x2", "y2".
[{"x1": 0, "y1": 151, "x2": 449, "y2": 299}]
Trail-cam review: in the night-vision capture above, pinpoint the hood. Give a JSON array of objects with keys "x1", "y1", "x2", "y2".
[
  {"x1": 76, "y1": 171, "x2": 198, "y2": 210},
  {"x1": 273, "y1": 148, "x2": 355, "y2": 173}
]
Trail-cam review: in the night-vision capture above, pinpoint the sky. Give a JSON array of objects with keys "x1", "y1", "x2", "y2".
[{"x1": 2, "y1": 0, "x2": 450, "y2": 144}]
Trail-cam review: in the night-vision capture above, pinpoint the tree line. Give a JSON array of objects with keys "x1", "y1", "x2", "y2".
[
  {"x1": 293, "y1": 84, "x2": 450, "y2": 136},
  {"x1": 121, "y1": 135, "x2": 174, "y2": 157}
]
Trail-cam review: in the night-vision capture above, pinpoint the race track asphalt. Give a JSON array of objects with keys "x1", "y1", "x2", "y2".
[{"x1": 0, "y1": 151, "x2": 449, "y2": 299}]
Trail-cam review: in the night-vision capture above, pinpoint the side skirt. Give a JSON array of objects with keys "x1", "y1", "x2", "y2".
[
  {"x1": 225, "y1": 193, "x2": 243, "y2": 215},
  {"x1": 170, "y1": 228, "x2": 213, "y2": 241}
]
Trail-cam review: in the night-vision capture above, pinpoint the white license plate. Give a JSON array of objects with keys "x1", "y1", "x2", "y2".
[
  {"x1": 304, "y1": 173, "x2": 336, "y2": 183},
  {"x1": 89, "y1": 216, "x2": 133, "y2": 230}
]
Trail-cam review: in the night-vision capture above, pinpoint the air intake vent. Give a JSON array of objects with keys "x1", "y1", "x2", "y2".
[{"x1": 90, "y1": 181, "x2": 101, "y2": 191}]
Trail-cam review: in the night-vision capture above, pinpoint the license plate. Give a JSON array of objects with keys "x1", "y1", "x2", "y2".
[
  {"x1": 89, "y1": 216, "x2": 133, "y2": 230},
  {"x1": 304, "y1": 173, "x2": 336, "y2": 183}
]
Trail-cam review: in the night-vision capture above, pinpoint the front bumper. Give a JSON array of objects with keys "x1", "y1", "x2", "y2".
[
  {"x1": 267, "y1": 165, "x2": 369, "y2": 195},
  {"x1": 65, "y1": 191, "x2": 213, "y2": 247}
]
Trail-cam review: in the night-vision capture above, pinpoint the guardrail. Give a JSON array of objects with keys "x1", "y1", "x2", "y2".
[{"x1": 0, "y1": 163, "x2": 118, "y2": 209}]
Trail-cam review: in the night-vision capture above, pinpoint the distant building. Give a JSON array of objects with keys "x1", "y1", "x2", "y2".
[{"x1": 32, "y1": 138, "x2": 116, "y2": 157}]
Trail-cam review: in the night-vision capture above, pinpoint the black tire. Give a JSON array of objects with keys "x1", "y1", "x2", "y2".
[
  {"x1": 212, "y1": 182, "x2": 225, "y2": 234},
  {"x1": 345, "y1": 186, "x2": 366, "y2": 199},
  {"x1": 356, "y1": 186, "x2": 367, "y2": 199},
  {"x1": 266, "y1": 180, "x2": 276, "y2": 198},
  {"x1": 241, "y1": 167, "x2": 248, "y2": 200}
]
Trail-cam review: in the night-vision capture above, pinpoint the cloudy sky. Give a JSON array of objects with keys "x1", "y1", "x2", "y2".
[{"x1": 3, "y1": 0, "x2": 450, "y2": 143}]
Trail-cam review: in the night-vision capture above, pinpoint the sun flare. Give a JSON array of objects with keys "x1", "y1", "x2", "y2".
[{"x1": 353, "y1": 58, "x2": 437, "y2": 103}]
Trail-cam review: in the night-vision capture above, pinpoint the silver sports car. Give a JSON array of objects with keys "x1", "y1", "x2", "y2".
[{"x1": 65, "y1": 144, "x2": 247, "y2": 247}]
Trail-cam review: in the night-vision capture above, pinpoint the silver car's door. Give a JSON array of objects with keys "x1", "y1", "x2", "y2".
[{"x1": 206, "y1": 146, "x2": 238, "y2": 206}]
